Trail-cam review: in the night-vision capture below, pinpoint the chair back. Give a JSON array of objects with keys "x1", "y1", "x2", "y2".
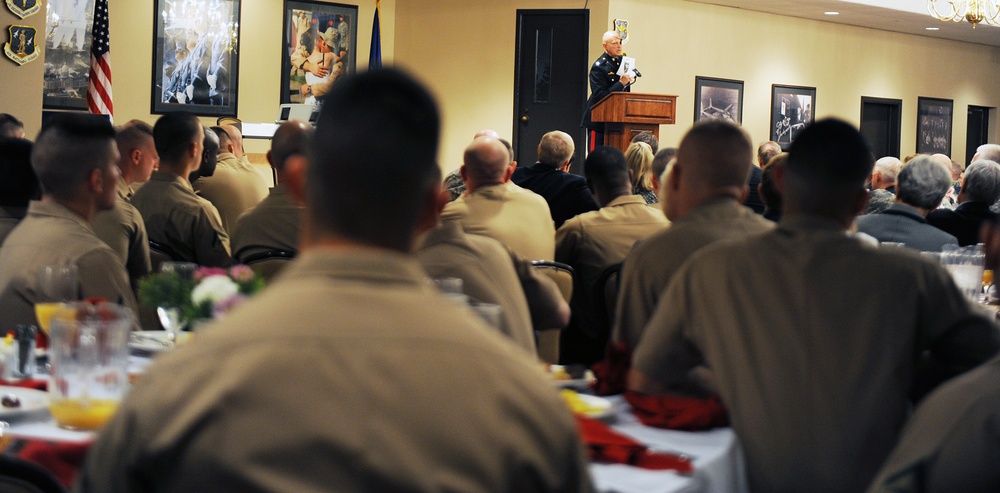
[
  {"x1": 530, "y1": 260, "x2": 575, "y2": 364},
  {"x1": 0, "y1": 455, "x2": 67, "y2": 493},
  {"x1": 240, "y1": 250, "x2": 296, "y2": 282},
  {"x1": 148, "y1": 240, "x2": 180, "y2": 274},
  {"x1": 593, "y1": 262, "x2": 623, "y2": 343}
]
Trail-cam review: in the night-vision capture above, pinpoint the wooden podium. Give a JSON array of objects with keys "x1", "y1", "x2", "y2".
[{"x1": 590, "y1": 92, "x2": 677, "y2": 152}]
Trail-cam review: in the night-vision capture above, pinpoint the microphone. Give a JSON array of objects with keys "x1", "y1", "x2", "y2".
[{"x1": 633, "y1": 68, "x2": 642, "y2": 78}]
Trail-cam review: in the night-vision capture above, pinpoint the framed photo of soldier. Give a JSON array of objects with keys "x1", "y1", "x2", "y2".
[
  {"x1": 916, "y1": 97, "x2": 953, "y2": 156},
  {"x1": 280, "y1": 0, "x2": 358, "y2": 105},
  {"x1": 42, "y1": 0, "x2": 95, "y2": 110},
  {"x1": 151, "y1": 0, "x2": 241, "y2": 117},
  {"x1": 770, "y1": 85, "x2": 816, "y2": 150},
  {"x1": 694, "y1": 77, "x2": 743, "y2": 124}
]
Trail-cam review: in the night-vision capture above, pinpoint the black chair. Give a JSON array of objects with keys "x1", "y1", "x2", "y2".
[
  {"x1": 593, "y1": 262, "x2": 623, "y2": 345},
  {"x1": 529, "y1": 260, "x2": 575, "y2": 363},
  {"x1": 0, "y1": 455, "x2": 67, "y2": 493},
  {"x1": 148, "y1": 240, "x2": 181, "y2": 274},
  {"x1": 240, "y1": 250, "x2": 296, "y2": 282}
]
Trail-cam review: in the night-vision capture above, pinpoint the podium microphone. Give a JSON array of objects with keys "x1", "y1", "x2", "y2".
[{"x1": 633, "y1": 68, "x2": 642, "y2": 78}]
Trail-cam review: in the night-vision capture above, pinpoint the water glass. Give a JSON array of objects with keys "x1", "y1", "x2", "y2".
[{"x1": 939, "y1": 245, "x2": 986, "y2": 303}]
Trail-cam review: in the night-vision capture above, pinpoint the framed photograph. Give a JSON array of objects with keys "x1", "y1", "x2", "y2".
[
  {"x1": 151, "y1": 0, "x2": 241, "y2": 117},
  {"x1": 280, "y1": 1, "x2": 358, "y2": 105},
  {"x1": 694, "y1": 77, "x2": 743, "y2": 123},
  {"x1": 43, "y1": 0, "x2": 96, "y2": 110},
  {"x1": 916, "y1": 97, "x2": 953, "y2": 155},
  {"x1": 771, "y1": 85, "x2": 816, "y2": 150}
]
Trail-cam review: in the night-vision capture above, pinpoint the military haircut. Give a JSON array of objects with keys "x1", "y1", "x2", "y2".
[
  {"x1": 153, "y1": 112, "x2": 201, "y2": 166},
  {"x1": 32, "y1": 113, "x2": 115, "y2": 200}
]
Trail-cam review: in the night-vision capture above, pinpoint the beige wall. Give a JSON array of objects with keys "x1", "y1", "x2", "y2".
[
  {"x1": 0, "y1": 4, "x2": 47, "y2": 136},
  {"x1": 398, "y1": 0, "x2": 1000, "y2": 172}
]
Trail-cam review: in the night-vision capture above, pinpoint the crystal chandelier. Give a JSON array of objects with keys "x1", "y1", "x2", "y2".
[{"x1": 928, "y1": 0, "x2": 1000, "y2": 28}]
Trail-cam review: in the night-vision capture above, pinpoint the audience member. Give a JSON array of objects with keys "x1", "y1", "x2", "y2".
[
  {"x1": 630, "y1": 118, "x2": 999, "y2": 493},
  {"x1": 0, "y1": 137, "x2": 39, "y2": 245},
  {"x1": 650, "y1": 147, "x2": 676, "y2": 195},
  {"x1": 511, "y1": 130, "x2": 599, "y2": 228},
  {"x1": 0, "y1": 113, "x2": 25, "y2": 139},
  {"x1": 131, "y1": 112, "x2": 234, "y2": 267},
  {"x1": 973, "y1": 143, "x2": 1000, "y2": 164},
  {"x1": 231, "y1": 120, "x2": 311, "y2": 262},
  {"x1": 865, "y1": 156, "x2": 902, "y2": 214},
  {"x1": 857, "y1": 155, "x2": 958, "y2": 251},
  {"x1": 93, "y1": 124, "x2": 158, "y2": 290},
  {"x1": 194, "y1": 126, "x2": 268, "y2": 232},
  {"x1": 79, "y1": 68, "x2": 592, "y2": 493},
  {"x1": 0, "y1": 114, "x2": 138, "y2": 331},
  {"x1": 555, "y1": 145, "x2": 668, "y2": 364},
  {"x1": 625, "y1": 141, "x2": 657, "y2": 204},
  {"x1": 745, "y1": 141, "x2": 779, "y2": 214},
  {"x1": 441, "y1": 136, "x2": 555, "y2": 260},
  {"x1": 931, "y1": 154, "x2": 960, "y2": 209},
  {"x1": 631, "y1": 131, "x2": 658, "y2": 154},
  {"x1": 926, "y1": 160, "x2": 1000, "y2": 246},
  {"x1": 188, "y1": 128, "x2": 220, "y2": 183},
  {"x1": 759, "y1": 153, "x2": 786, "y2": 222},
  {"x1": 444, "y1": 129, "x2": 501, "y2": 201}
]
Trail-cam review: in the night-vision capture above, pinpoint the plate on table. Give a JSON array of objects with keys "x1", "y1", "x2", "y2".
[
  {"x1": 0, "y1": 386, "x2": 49, "y2": 419},
  {"x1": 560, "y1": 389, "x2": 615, "y2": 421},
  {"x1": 547, "y1": 364, "x2": 596, "y2": 390},
  {"x1": 128, "y1": 331, "x2": 191, "y2": 354}
]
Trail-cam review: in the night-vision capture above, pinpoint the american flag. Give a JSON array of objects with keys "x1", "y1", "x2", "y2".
[{"x1": 87, "y1": 0, "x2": 113, "y2": 119}]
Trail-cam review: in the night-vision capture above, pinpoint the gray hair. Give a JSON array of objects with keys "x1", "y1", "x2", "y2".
[
  {"x1": 537, "y1": 131, "x2": 574, "y2": 167},
  {"x1": 896, "y1": 155, "x2": 951, "y2": 210},
  {"x1": 962, "y1": 160, "x2": 1000, "y2": 204},
  {"x1": 975, "y1": 144, "x2": 1000, "y2": 164},
  {"x1": 873, "y1": 156, "x2": 902, "y2": 182}
]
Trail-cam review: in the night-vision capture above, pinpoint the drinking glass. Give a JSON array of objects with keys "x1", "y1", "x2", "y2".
[
  {"x1": 160, "y1": 261, "x2": 198, "y2": 279},
  {"x1": 34, "y1": 264, "x2": 79, "y2": 348},
  {"x1": 939, "y1": 245, "x2": 986, "y2": 303},
  {"x1": 48, "y1": 302, "x2": 132, "y2": 430}
]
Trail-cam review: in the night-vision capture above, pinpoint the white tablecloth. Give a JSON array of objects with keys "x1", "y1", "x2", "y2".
[{"x1": 590, "y1": 396, "x2": 748, "y2": 493}]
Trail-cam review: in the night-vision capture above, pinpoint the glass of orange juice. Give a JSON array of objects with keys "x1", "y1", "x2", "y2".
[
  {"x1": 35, "y1": 264, "x2": 79, "y2": 349},
  {"x1": 48, "y1": 302, "x2": 132, "y2": 430}
]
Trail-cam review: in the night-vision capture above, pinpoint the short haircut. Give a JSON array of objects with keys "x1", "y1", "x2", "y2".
[
  {"x1": 652, "y1": 147, "x2": 676, "y2": 182},
  {"x1": 537, "y1": 131, "x2": 574, "y2": 167},
  {"x1": 121, "y1": 119, "x2": 153, "y2": 134},
  {"x1": 210, "y1": 126, "x2": 233, "y2": 149},
  {"x1": 0, "y1": 137, "x2": 39, "y2": 207},
  {"x1": 115, "y1": 124, "x2": 154, "y2": 158},
  {"x1": 584, "y1": 146, "x2": 630, "y2": 193},
  {"x1": 976, "y1": 144, "x2": 1000, "y2": 164},
  {"x1": 962, "y1": 160, "x2": 1000, "y2": 204},
  {"x1": 757, "y1": 141, "x2": 781, "y2": 166},
  {"x1": 873, "y1": 156, "x2": 902, "y2": 182},
  {"x1": 270, "y1": 123, "x2": 312, "y2": 172},
  {"x1": 625, "y1": 141, "x2": 654, "y2": 192},
  {"x1": 896, "y1": 155, "x2": 952, "y2": 210},
  {"x1": 32, "y1": 113, "x2": 116, "y2": 200},
  {"x1": 153, "y1": 112, "x2": 201, "y2": 165},
  {"x1": 463, "y1": 137, "x2": 511, "y2": 184},
  {"x1": 0, "y1": 113, "x2": 24, "y2": 138},
  {"x1": 785, "y1": 119, "x2": 873, "y2": 216},
  {"x1": 308, "y1": 68, "x2": 440, "y2": 252},
  {"x1": 760, "y1": 153, "x2": 787, "y2": 212},
  {"x1": 631, "y1": 132, "x2": 659, "y2": 154},
  {"x1": 676, "y1": 119, "x2": 753, "y2": 190}
]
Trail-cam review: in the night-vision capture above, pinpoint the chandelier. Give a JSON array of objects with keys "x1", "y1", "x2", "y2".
[{"x1": 928, "y1": 0, "x2": 1000, "y2": 28}]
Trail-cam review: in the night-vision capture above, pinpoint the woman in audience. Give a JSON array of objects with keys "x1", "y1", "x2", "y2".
[{"x1": 625, "y1": 141, "x2": 657, "y2": 204}]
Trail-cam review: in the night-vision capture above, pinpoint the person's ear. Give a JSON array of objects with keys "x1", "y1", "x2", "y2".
[
  {"x1": 459, "y1": 165, "x2": 468, "y2": 183},
  {"x1": 738, "y1": 184, "x2": 749, "y2": 204},
  {"x1": 284, "y1": 155, "x2": 308, "y2": 206},
  {"x1": 88, "y1": 168, "x2": 104, "y2": 194},
  {"x1": 852, "y1": 188, "x2": 870, "y2": 217},
  {"x1": 130, "y1": 148, "x2": 143, "y2": 167},
  {"x1": 415, "y1": 184, "x2": 450, "y2": 235},
  {"x1": 773, "y1": 165, "x2": 785, "y2": 195},
  {"x1": 502, "y1": 164, "x2": 515, "y2": 182}
]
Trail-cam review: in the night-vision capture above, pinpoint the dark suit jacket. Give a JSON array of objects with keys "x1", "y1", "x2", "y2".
[
  {"x1": 745, "y1": 165, "x2": 765, "y2": 214},
  {"x1": 511, "y1": 163, "x2": 599, "y2": 228},
  {"x1": 927, "y1": 201, "x2": 998, "y2": 247},
  {"x1": 856, "y1": 204, "x2": 958, "y2": 252}
]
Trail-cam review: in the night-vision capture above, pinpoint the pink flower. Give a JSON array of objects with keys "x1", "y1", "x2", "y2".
[
  {"x1": 194, "y1": 267, "x2": 227, "y2": 282},
  {"x1": 229, "y1": 264, "x2": 255, "y2": 283}
]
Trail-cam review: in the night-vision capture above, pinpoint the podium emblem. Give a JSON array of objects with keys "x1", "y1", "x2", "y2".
[{"x1": 4, "y1": 25, "x2": 39, "y2": 65}]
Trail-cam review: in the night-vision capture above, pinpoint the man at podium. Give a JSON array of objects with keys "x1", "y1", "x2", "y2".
[{"x1": 581, "y1": 31, "x2": 634, "y2": 152}]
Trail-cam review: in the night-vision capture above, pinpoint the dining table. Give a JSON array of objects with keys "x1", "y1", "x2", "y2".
[{"x1": 1, "y1": 344, "x2": 749, "y2": 493}]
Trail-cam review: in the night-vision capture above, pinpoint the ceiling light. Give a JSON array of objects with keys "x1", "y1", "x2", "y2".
[{"x1": 927, "y1": 0, "x2": 1000, "y2": 28}]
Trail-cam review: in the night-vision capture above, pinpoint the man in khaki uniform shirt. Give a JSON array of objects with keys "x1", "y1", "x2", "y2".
[
  {"x1": 79, "y1": 69, "x2": 592, "y2": 493},
  {"x1": 0, "y1": 114, "x2": 138, "y2": 331},
  {"x1": 93, "y1": 124, "x2": 158, "y2": 290},
  {"x1": 131, "y1": 112, "x2": 234, "y2": 267},
  {"x1": 556, "y1": 146, "x2": 668, "y2": 364},
  {"x1": 631, "y1": 119, "x2": 1000, "y2": 493},
  {"x1": 194, "y1": 126, "x2": 268, "y2": 233},
  {"x1": 231, "y1": 120, "x2": 309, "y2": 262},
  {"x1": 441, "y1": 137, "x2": 555, "y2": 261}
]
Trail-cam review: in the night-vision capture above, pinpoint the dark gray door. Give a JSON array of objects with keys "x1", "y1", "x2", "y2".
[
  {"x1": 860, "y1": 97, "x2": 901, "y2": 159},
  {"x1": 513, "y1": 10, "x2": 589, "y2": 174},
  {"x1": 967, "y1": 105, "x2": 991, "y2": 165}
]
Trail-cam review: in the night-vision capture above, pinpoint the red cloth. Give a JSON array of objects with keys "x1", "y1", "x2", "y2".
[
  {"x1": 625, "y1": 391, "x2": 729, "y2": 431},
  {"x1": 591, "y1": 342, "x2": 632, "y2": 396},
  {"x1": 18, "y1": 440, "x2": 92, "y2": 487},
  {"x1": 0, "y1": 379, "x2": 47, "y2": 391},
  {"x1": 575, "y1": 414, "x2": 694, "y2": 473}
]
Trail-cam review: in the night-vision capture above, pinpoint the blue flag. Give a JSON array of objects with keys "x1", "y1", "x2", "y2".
[{"x1": 369, "y1": 1, "x2": 382, "y2": 69}]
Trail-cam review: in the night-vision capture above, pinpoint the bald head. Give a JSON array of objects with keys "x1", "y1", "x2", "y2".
[
  {"x1": 473, "y1": 129, "x2": 500, "y2": 139},
  {"x1": 221, "y1": 124, "x2": 244, "y2": 158},
  {"x1": 757, "y1": 141, "x2": 781, "y2": 167},
  {"x1": 462, "y1": 137, "x2": 511, "y2": 189},
  {"x1": 269, "y1": 120, "x2": 312, "y2": 173},
  {"x1": 537, "y1": 130, "x2": 574, "y2": 168}
]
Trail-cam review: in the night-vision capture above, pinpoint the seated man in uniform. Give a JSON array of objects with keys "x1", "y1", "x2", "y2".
[
  {"x1": 131, "y1": 112, "x2": 234, "y2": 267},
  {"x1": 194, "y1": 126, "x2": 268, "y2": 233},
  {"x1": 0, "y1": 114, "x2": 138, "y2": 331},
  {"x1": 78, "y1": 68, "x2": 593, "y2": 493}
]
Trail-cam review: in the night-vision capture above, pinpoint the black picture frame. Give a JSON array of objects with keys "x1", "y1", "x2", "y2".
[
  {"x1": 151, "y1": 0, "x2": 241, "y2": 117},
  {"x1": 43, "y1": 0, "x2": 95, "y2": 110},
  {"x1": 916, "y1": 97, "x2": 953, "y2": 156},
  {"x1": 280, "y1": 0, "x2": 358, "y2": 104},
  {"x1": 694, "y1": 76, "x2": 743, "y2": 124},
  {"x1": 770, "y1": 84, "x2": 816, "y2": 150}
]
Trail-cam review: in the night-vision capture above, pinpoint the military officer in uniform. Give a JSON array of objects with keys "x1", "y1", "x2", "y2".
[{"x1": 582, "y1": 31, "x2": 634, "y2": 151}]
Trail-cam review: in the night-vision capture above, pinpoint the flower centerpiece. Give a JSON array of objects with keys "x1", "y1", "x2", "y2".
[{"x1": 139, "y1": 265, "x2": 264, "y2": 327}]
